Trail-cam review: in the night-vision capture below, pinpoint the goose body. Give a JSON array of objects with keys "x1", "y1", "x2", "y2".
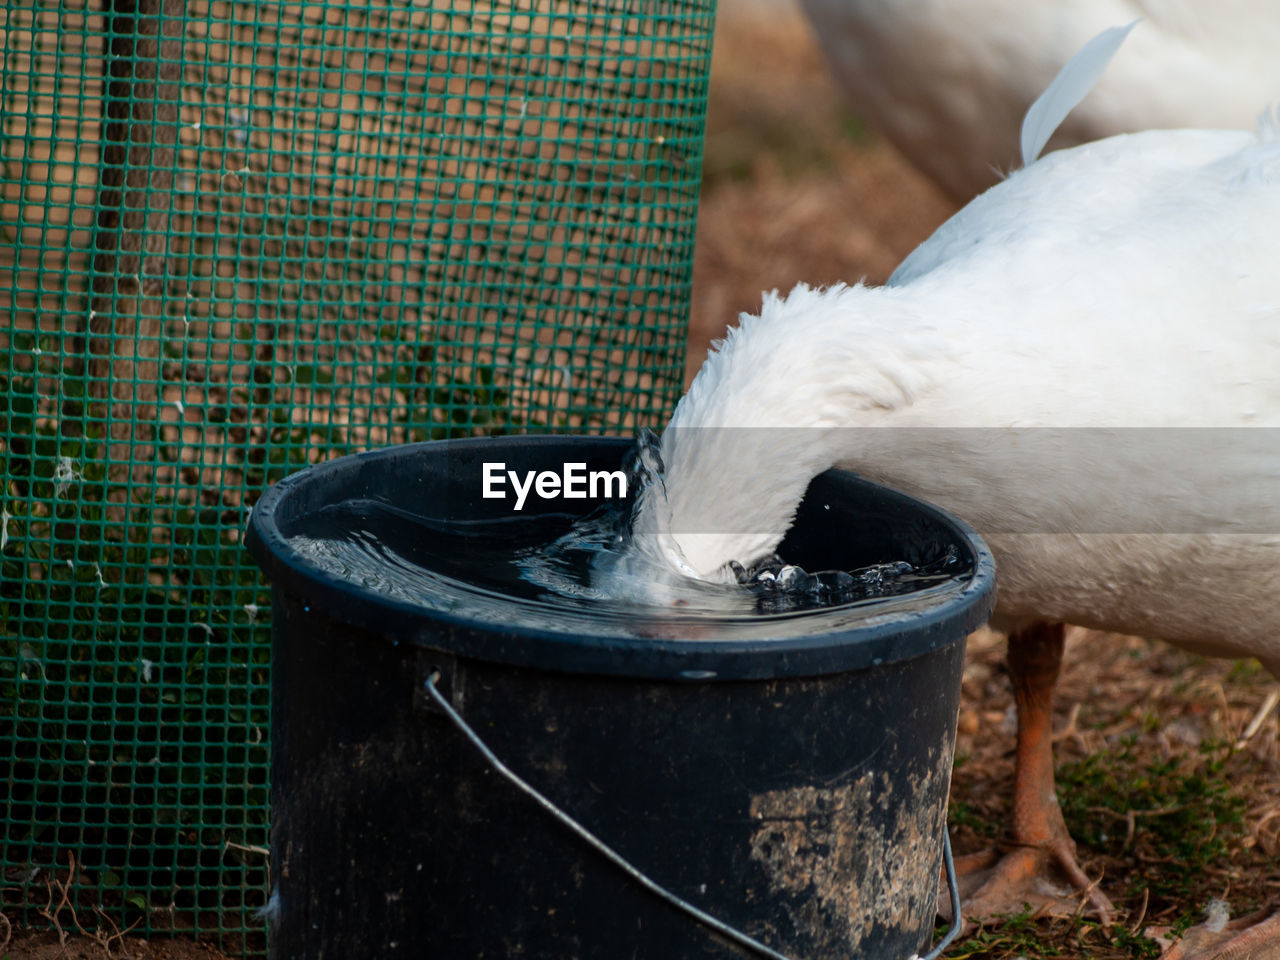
[
  {"x1": 798, "y1": 0, "x2": 1280, "y2": 199},
  {"x1": 636, "y1": 25, "x2": 1280, "y2": 945},
  {"x1": 640, "y1": 126, "x2": 1280, "y2": 666}
]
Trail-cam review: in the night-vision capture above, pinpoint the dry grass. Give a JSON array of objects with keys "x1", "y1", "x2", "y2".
[{"x1": 950, "y1": 629, "x2": 1280, "y2": 957}]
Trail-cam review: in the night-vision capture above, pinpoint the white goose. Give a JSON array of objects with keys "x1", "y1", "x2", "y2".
[
  {"x1": 636, "y1": 25, "x2": 1280, "y2": 957},
  {"x1": 798, "y1": 0, "x2": 1280, "y2": 200}
]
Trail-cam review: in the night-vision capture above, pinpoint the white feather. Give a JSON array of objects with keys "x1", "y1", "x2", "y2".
[{"x1": 1020, "y1": 21, "x2": 1138, "y2": 166}]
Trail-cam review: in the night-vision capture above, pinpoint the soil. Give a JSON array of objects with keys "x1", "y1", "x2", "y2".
[
  {"x1": 0, "y1": 928, "x2": 230, "y2": 960},
  {"x1": 8, "y1": 1, "x2": 1276, "y2": 958},
  {"x1": 951, "y1": 628, "x2": 1280, "y2": 958}
]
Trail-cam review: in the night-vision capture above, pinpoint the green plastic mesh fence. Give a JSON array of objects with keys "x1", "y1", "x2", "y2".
[{"x1": 0, "y1": 0, "x2": 715, "y2": 951}]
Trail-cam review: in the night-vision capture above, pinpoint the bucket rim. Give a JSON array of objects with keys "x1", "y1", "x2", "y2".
[{"x1": 245, "y1": 435, "x2": 996, "y2": 680}]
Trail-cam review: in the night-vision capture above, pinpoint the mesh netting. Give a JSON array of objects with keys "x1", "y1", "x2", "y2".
[{"x1": 0, "y1": 0, "x2": 715, "y2": 951}]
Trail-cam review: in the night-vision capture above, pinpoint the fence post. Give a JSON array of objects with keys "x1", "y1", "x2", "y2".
[{"x1": 88, "y1": 0, "x2": 185, "y2": 466}]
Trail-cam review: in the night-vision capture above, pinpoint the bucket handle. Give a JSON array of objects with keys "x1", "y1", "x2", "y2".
[{"x1": 424, "y1": 670, "x2": 963, "y2": 960}]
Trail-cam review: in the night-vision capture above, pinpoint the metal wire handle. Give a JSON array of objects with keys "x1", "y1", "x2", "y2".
[
  {"x1": 918, "y1": 830, "x2": 963, "y2": 960},
  {"x1": 424, "y1": 670, "x2": 963, "y2": 960}
]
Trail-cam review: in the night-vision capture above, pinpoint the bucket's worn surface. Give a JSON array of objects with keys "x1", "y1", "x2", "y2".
[{"x1": 248, "y1": 436, "x2": 996, "y2": 960}]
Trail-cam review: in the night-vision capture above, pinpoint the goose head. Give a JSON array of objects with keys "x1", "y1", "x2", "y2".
[{"x1": 630, "y1": 282, "x2": 939, "y2": 581}]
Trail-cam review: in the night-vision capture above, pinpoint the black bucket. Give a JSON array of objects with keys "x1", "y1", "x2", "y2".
[{"x1": 247, "y1": 436, "x2": 995, "y2": 960}]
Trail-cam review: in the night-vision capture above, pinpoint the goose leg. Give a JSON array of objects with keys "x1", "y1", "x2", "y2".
[{"x1": 950, "y1": 620, "x2": 1115, "y2": 926}]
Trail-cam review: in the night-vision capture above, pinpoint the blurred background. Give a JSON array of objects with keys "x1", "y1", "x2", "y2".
[{"x1": 685, "y1": 0, "x2": 954, "y2": 381}]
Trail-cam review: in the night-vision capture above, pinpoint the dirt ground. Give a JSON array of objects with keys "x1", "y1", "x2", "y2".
[
  {"x1": 7, "y1": 1, "x2": 1277, "y2": 958},
  {"x1": 0, "y1": 927, "x2": 229, "y2": 960},
  {"x1": 951, "y1": 628, "x2": 1280, "y2": 958}
]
